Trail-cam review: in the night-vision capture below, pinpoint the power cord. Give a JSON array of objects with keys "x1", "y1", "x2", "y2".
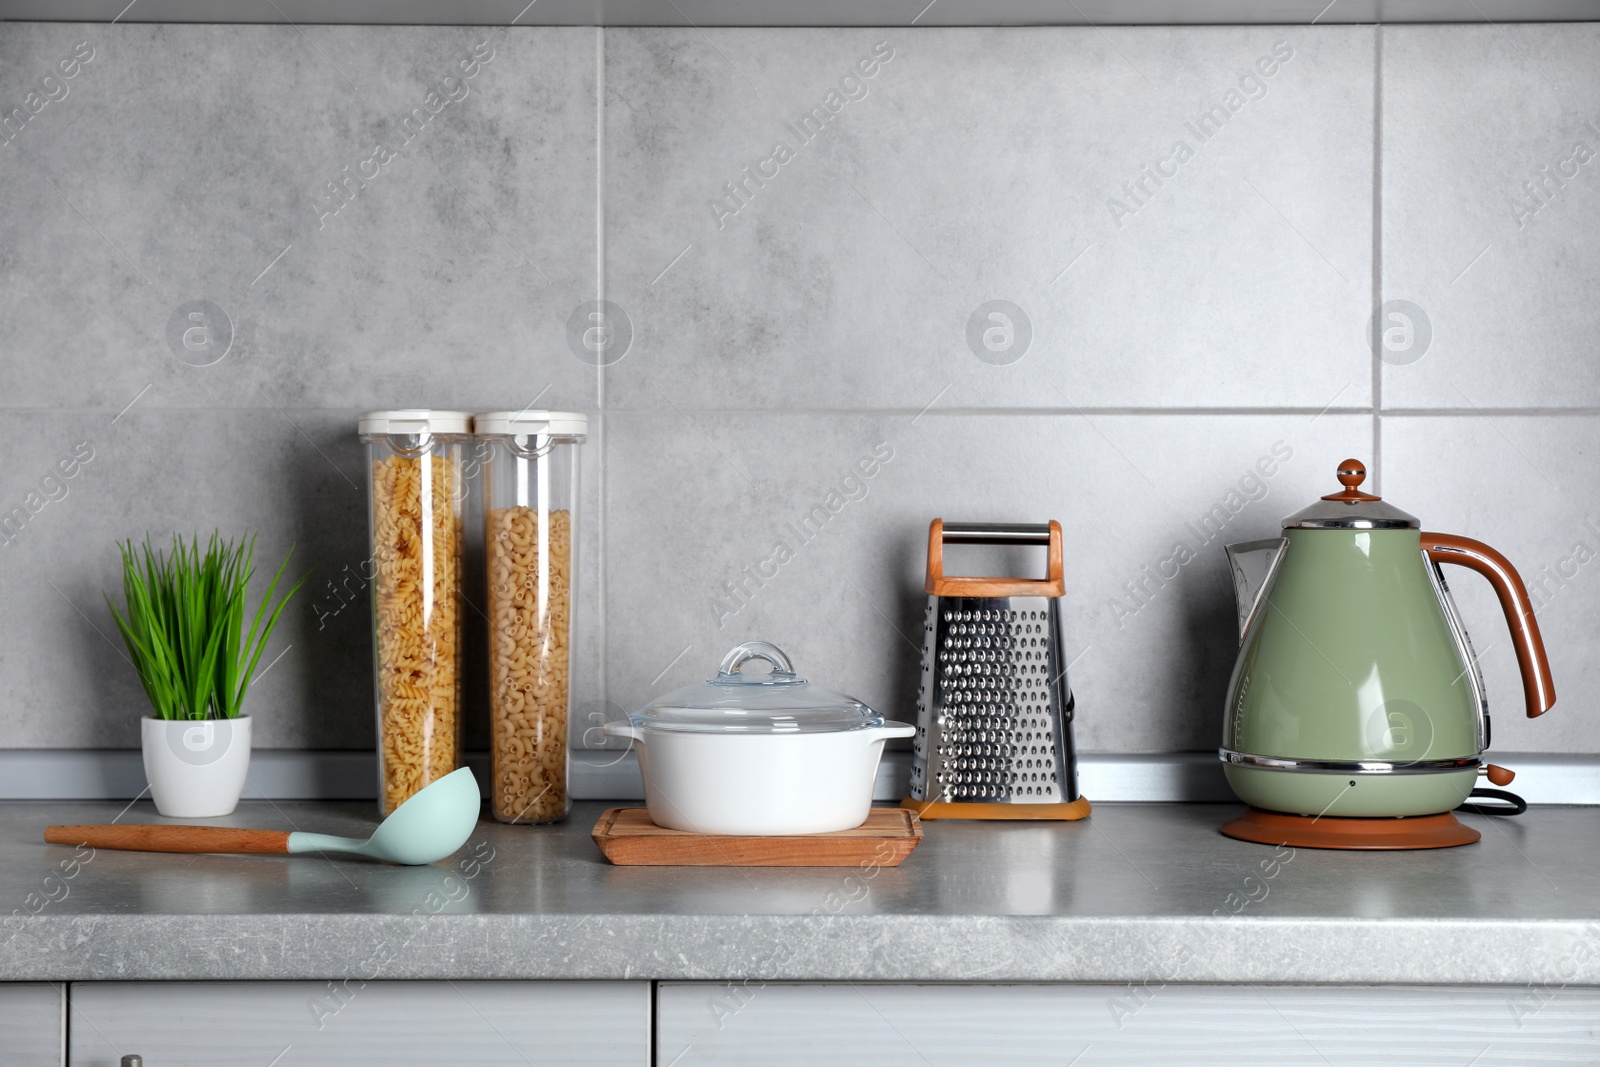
[{"x1": 1456, "y1": 788, "x2": 1527, "y2": 817}]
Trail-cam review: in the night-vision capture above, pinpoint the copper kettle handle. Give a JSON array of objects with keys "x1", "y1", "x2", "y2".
[
  {"x1": 925, "y1": 519, "x2": 1065, "y2": 597},
  {"x1": 1421, "y1": 532, "x2": 1556, "y2": 718}
]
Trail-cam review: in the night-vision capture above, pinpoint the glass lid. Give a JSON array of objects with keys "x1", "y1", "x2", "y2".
[
  {"x1": 630, "y1": 641, "x2": 884, "y2": 734},
  {"x1": 1282, "y1": 458, "x2": 1420, "y2": 530}
]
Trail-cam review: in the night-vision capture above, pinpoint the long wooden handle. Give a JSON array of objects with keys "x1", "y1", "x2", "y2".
[
  {"x1": 44, "y1": 824, "x2": 292, "y2": 855},
  {"x1": 1421, "y1": 531, "x2": 1556, "y2": 718}
]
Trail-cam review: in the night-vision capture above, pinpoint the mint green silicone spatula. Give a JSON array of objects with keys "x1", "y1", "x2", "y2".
[{"x1": 45, "y1": 767, "x2": 481, "y2": 865}]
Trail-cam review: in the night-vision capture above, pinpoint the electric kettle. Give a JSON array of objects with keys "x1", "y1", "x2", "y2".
[{"x1": 1218, "y1": 459, "x2": 1555, "y2": 849}]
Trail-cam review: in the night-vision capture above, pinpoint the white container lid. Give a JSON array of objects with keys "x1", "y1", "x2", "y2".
[
  {"x1": 473, "y1": 410, "x2": 588, "y2": 439},
  {"x1": 358, "y1": 410, "x2": 473, "y2": 436},
  {"x1": 628, "y1": 641, "x2": 884, "y2": 735}
]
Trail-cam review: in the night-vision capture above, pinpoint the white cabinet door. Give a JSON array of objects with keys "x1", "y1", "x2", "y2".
[
  {"x1": 658, "y1": 982, "x2": 1600, "y2": 1066},
  {"x1": 69, "y1": 981, "x2": 647, "y2": 1066},
  {"x1": 0, "y1": 983, "x2": 63, "y2": 1067}
]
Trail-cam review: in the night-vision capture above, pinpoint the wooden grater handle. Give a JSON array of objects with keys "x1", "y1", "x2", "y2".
[
  {"x1": 925, "y1": 519, "x2": 1065, "y2": 598},
  {"x1": 44, "y1": 824, "x2": 292, "y2": 855}
]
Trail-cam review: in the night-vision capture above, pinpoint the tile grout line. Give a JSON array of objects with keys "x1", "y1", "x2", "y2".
[
  {"x1": 595, "y1": 25, "x2": 609, "y2": 719},
  {"x1": 10, "y1": 405, "x2": 1600, "y2": 418},
  {"x1": 1371, "y1": 23, "x2": 1384, "y2": 494},
  {"x1": 1382, "y1": 408, "x2": 1600, "y2": 416}
]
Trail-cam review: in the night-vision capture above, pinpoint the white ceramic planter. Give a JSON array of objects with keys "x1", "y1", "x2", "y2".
[
  {"x1": 603, "y1": 722, "x2": 915, "y2": 835},
  {"x1": 141, "y1": 716, "x2": 252, "y2": 817}
]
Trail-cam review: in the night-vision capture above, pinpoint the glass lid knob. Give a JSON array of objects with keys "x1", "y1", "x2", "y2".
[{"x1": 715, "y1": 640, "x2": 799, "y2": 682}]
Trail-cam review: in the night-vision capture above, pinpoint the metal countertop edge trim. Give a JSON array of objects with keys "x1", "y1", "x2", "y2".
[{"x1": 5, "y1": 3, "x2": 1600, "y2": 26}]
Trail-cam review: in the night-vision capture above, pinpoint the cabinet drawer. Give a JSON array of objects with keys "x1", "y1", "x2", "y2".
[
  {"x1": 69, "y1": 981, "x2": 647, "y2": 1066},
  {"x1": 658, "y1": 982, "x2": 1600, "y2": 1066},
  {"x1": 0, "y1": 983, "x2": 63, "y2": 1067}
]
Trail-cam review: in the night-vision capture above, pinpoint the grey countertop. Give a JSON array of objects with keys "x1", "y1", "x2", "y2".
[{"x1": 2, "y1": 799, "x2": 1597, "y2": 985}]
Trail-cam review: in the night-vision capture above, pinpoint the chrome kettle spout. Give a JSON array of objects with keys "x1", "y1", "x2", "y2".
[{"x1": 1224, "y1": 538, "x2": 1287, "y2": 641}]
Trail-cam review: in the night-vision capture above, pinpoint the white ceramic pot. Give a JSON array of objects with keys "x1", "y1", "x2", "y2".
[
  {"x1": 140, "y1": 716, "x2": 252, "y2": 817},
  {"x1": 604, "y1": 721, "x2": 915, "y2": 835}
]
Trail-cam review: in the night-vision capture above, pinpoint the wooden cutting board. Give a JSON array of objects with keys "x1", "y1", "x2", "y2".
[{"x1": 591, "y1": 807, "x2": 923, "y2": 867}]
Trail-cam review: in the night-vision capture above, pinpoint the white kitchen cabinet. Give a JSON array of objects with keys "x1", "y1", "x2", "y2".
[
  {"x1": 68, "y1": 981, "x2": 648, "y2": 1066},
  {"x1": 657, "y1": 982, "x2": 1600, "y2": 1066},
  {"x1": 0, "y1": 983, "x2": 63, "y2": 1066}
]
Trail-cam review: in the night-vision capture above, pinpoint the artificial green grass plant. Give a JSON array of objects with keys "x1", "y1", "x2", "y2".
[{"x1": 106, "y1": 532, "x2": 308, "y2": 721}]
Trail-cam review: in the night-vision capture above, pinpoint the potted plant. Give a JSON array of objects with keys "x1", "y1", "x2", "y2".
[{"x1": 106, "y1": 532, "x2": 306, "y2": 817}]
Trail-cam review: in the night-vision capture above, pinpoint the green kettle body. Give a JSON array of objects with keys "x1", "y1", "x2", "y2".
[
  {"x1": 1220, "y1": 459, "x2": 1556, "y2": 822},
  {"x1": 1222, "y1": 527, "x2": 1481, "y2": 818}
]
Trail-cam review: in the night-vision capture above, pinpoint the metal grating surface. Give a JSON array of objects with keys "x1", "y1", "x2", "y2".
[{"x1": 911, "y1": 595, "x2": 1076, "y2": 804}]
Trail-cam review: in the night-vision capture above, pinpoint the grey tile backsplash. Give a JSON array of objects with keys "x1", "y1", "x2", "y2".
[
  {"x1": 603, "y1": 27, "x2": 1374, "y2": 411},
  {"x1": 1, "y1": 22, "x2": 1596, "y2": 755},
  {"x1": 1381, "y1": 24, "x2": 1600, "y2": 411}
]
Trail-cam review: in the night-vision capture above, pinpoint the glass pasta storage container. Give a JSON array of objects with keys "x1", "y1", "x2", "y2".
[
  {"x1": 359, "y1": 410, "x2": 471, "y2": 815},
  {"x1": 475, "y1": 410, "x2": 587, "y2": 824}
]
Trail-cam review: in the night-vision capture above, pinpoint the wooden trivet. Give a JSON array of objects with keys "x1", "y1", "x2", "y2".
[{"x1": 591, "y1": 807, "x2": 923, "y2": 867}]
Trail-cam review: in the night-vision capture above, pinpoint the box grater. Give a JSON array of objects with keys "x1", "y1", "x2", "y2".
[{"x1": 904, "y1": 520, "x2": 1090, "y2": 820}]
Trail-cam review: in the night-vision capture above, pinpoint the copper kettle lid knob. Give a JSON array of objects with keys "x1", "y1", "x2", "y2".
[{"x1": 1322, "y1": 458, "x2": 1382, "y2": 503}]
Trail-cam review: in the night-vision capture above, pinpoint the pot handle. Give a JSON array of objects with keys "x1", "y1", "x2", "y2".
[
  {"x1": 602, "y1": 722, "x2": 645, "y2": 743},
  {"x1": 1421, "y1": 532, "x2": 1556, "y2": 718},
  {"x1": 874, "y1": 722, "x2": 917, "y2": 741}
]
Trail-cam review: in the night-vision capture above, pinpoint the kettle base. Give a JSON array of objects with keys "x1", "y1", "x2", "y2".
[{"x1": 1220, "y1": 807, "x2": 1480, "y2": 850}]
